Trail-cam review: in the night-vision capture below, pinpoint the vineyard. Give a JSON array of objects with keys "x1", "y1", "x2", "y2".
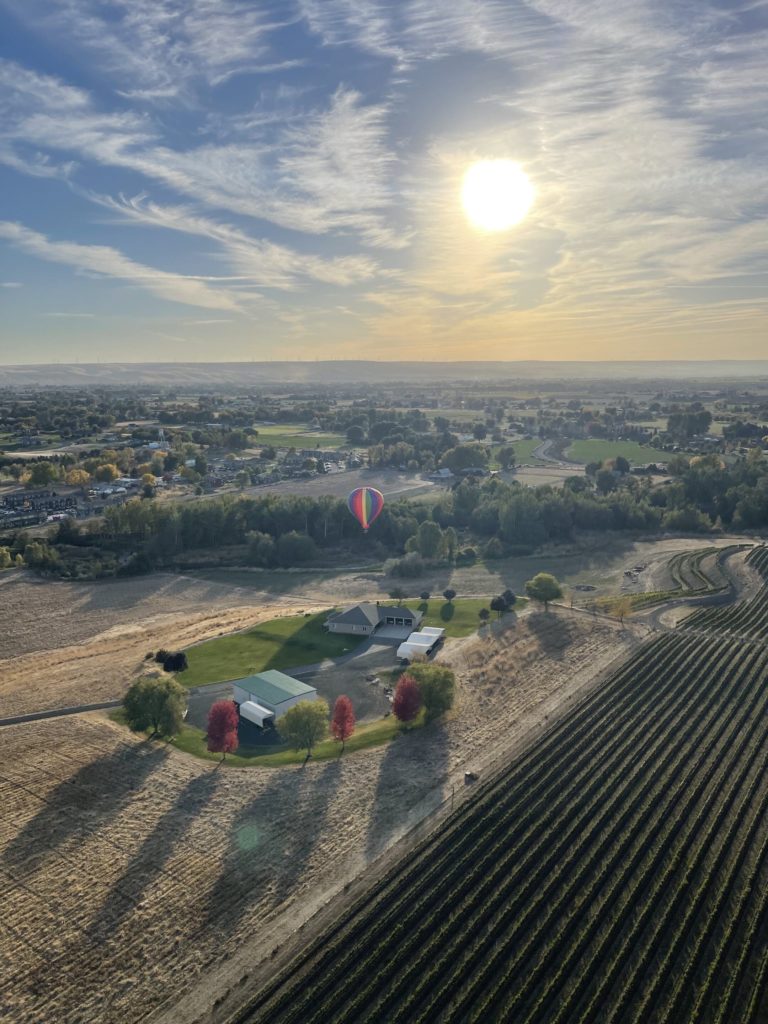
[
  {"x1": 240, "y1": 553, "x2": 768, "y2": 1024},
  {"x1": 685, "y1": 546, "x2": 768, "y2": 640}
]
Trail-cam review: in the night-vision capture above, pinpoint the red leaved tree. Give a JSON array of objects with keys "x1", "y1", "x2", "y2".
[
  {"x1": 393, "y1": 674, "x2": 423, "y2": 724},
  {"x1": 331, "y1": 695, "x2": 356, "y2": 753},
  {"x1": 207, "y1": 700, "x2": 239, "y2": 761}
]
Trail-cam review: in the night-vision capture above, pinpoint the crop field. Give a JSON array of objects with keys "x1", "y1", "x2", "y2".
[
  {"x1": 243, "y1": 588, "x2": 768, "y2": 1022},
  {"x1": 685, "y1": 547, "x2": 768, "y2": 639},
  {"x1": 617, "y1": 545, "x2": 741, "y2": 611}
]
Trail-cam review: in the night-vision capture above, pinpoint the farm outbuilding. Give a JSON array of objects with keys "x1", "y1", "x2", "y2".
[
  {"x1": 232, "y1": 670, "x2": 317, "y2": 725},
  {"x1": 396, "y1": 627, "x2": 445, "y2": 663}
]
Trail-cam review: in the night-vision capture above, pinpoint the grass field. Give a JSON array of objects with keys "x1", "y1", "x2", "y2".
[
  {"x1": 507, "y1": 439, "x2": 547, "y2": 465},
  {"x1": 566, "y1": 438, "x2": 670, "y2": 465},
  {"x1": 181, "y1": 611, "x2": 359, "y2": 687},
  {"x1": 414, "y1": 597, "x2": 524, "y2": 636},
  {"x1": 252, "y1": 424, "x2": 346, "y2": 450}
]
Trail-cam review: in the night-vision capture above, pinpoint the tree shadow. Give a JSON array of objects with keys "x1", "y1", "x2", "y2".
[
  {"x1": 439, "y1": 603, "x2": 456, "y2": 623},
  {"x1": 204, "y1": 759, "x2": 342, "y2": 932},
  {"x1": 261, "y1": 612, "x2": 364, "y2": 672},
  {"x1": 365, "y1": 720, "x2": 450, "y2": 864},
  {"x1": 2, "y1": 741, "x2": 166, "y2": 874},
  {"x1": 85, "y1": 770, "x2": 219, "y2": 942},
  {"x1": 524, "y1": 610, "x2": 574, "y2": 660}
]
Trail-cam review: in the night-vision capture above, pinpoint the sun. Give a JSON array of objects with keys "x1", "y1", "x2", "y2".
[{"x1": 461, "y1": 159, "x2": 535, "y2": 231}]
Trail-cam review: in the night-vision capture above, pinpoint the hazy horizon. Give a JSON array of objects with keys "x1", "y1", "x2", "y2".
[
  {"x1": 1, "y1": 2, "x2": 767, "y2": 363},
  {"x1": 5, "y1": 358, "x2": 768, "y2": 388}
]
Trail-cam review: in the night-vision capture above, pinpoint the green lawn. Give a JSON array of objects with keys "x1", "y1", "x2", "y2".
[
  {"x1": 504, "y1": 439, "x2": 548, "y2": 466},
  {"x1": 394, "y1": 597, "x2": 525, "y2": 637},
  {"x1": 252, "y1": 424, "x2": 346, "y2": 450},
  {"x1": 110, "y1": 706, "x2": 423, "y2": 767},
  {"x1": 566, "y1": 439, "x2": 670, "y2": 466},
  {"x1": 181, "y1": 610, "x2": 359, "y2": 687},
  {"x1": 171, "y1": 713, "x2": 420, "y2": 766}
]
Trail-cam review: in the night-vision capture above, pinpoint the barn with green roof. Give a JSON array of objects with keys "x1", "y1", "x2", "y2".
[{"x1": 232, "y1": 670, "x2": 317, "y2": 728}]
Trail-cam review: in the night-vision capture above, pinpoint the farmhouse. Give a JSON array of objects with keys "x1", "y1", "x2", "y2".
[
  {"x1": 325, "y1": 602, "x2": 423, "y2": 639},
  {"x1": 232, "y1": 670, "x2": 317, "y2": 728}
]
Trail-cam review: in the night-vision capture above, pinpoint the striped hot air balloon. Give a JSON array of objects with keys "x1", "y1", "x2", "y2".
[{"x1": 347, "y1": 486, "x2": 384, "y2": 533}]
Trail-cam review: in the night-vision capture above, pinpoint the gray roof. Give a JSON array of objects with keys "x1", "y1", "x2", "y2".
[
  {"x1": 380, "y1": 606, "x2": 422, "y2": 620},
  {"x1": 232, "y1": 670, "x2": 316, "y2": 705},
  {"x1": 327, "y1": 602, "x2": 421, "y2": 626},
  {"x1": 326, "y1": 602, "x2": 381, "y2": 627}
]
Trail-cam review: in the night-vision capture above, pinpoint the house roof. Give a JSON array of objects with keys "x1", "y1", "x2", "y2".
[
  {"x1": 326, "y1": 603, "x2": 422, "y2": 626},
  {"x1": 326, "y1": 602, "x2": 381, "y2": 627},
  {"x1": 232, "y1": 670, "x2": 316, "y2": 705},
  {"x1": 380, "y1": 606, "x2": 422, "y2": 620}
]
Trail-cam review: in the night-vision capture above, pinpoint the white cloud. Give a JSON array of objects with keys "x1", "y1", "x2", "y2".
[
  {"x1": 0, "y1": 221, "x2": 245, "y2": 311},
  {"x1": 1, "y1": 281, "x2": 23, "y2": 287},
  {"x1": 1, "y1": 66, "x2": 406, "y2": 248},
  {"x1": 0, "y1": 0, "x2": 287, "y2": 99},
  {"x1": 91, "y1": 192, "x2": 383, "y2": 286},
  {"x1": 42, "y1": 312, "x2": 95, "y2": 318}
]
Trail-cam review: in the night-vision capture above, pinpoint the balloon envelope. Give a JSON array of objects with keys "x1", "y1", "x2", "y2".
[{"x1": 348, "y1": 486, "x2": 384, "y2": 532}]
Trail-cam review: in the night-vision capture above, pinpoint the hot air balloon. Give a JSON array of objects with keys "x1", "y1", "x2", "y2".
[{"x1": 347, "y1": 486, "x2": 384, "y2": 533}]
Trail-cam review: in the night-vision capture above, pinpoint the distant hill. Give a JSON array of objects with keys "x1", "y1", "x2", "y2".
[{"x1": 3, "y1": 360, "x2": 768, "y2": 387}]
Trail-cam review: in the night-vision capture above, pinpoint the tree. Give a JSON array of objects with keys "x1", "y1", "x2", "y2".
[
  {"x1": 420, "y1": 590, "x2": 431, "y2": 601},
  {"x1": 407, "y1": 663, "x2": 455, "y2": 720},
  {"x1": 440, "y1": 445, "x2": 489, "y2": 472},
  {"x1": 525, "y1": 572, "x2": 563, "y2": 612},
  {"x1": 614, "y1": 455, "x2": 631, "y2": 475},
  {"x1": 443, "y1": 587, "x2": 457, "y2": 603},
  {"x1": 65, "y1": 468, "x2": 91, "y2": 488},
  {"x1": 612, "y1": 595, "x2": 633, "y2": 624},
  {"x1": 490, "y1": 595, "x2": 507, "y2": 618},
  {"x1": 280, "y1": 699, "x2": 329, "y2": 764},
  {"x1": 389, "y1": 586, "x2": 407, "y2": 601},
  {"x1": 393, "y1": 674, "x2": 423, "y2": 723},
  {"x1": 478, "y1": 608, "x2": 490, "y2": 625},
  {"x1": 501, "y1": 588, "x2": 516, "y2": 609},
  {"x1": 27, "y1": 461, "x2": 59, "y2": 488},
  {"x1": 94, "y1": 463, "x2": 120, "y2": 482},
  {"x1": 162, "y1": 651, "x2": 188, "y2": 673},
  {"x1": 277, "y1": 531, "x2": 317, "y2": 566},
  {"x1": 330, "y1": 695, "x2": 356, "y2": 753},
  {"x1": 207, "y1": 700, "x2": 239, "y2": 761},
  {"x1": 595, "y1": 468, "x2": 617, "y2": 494},
  {"x1": 497, "y1": 446, "x2": 516, "y2": 470},
  {"x1": 123, "y1": 675, "x2": 187, "y2": 737}
]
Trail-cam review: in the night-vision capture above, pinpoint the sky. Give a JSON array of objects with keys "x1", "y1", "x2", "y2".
[{"x1": 0, "y1": 0, "x2": 766, "y2": 364}]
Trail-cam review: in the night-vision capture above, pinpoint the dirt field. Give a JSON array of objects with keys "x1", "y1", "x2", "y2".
[{"x1": 0, "y1": 612, "x2": 635, "y2": 1024}]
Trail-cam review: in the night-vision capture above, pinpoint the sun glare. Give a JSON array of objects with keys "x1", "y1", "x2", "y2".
[{"x1": 461, "y1": 159, "x2": 534, "y2": 231}]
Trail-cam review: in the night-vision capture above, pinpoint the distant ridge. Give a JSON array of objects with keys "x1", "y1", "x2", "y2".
[{"x1": 2, "y1": 360, "x2": 768, "y2": 387}]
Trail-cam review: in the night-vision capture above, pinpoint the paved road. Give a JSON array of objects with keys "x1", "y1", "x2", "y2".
[{"x1": 0, "y1": 700, "x2": 121, "y2": 729}]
